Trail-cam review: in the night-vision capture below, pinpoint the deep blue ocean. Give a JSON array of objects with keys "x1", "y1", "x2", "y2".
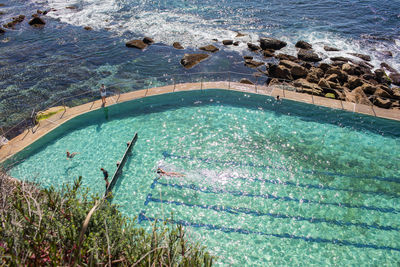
[{"x1": 0, "y1": 0, "x2": 399, "y2": 133}]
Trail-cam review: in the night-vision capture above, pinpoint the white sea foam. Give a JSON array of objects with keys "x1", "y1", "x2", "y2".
[{"x1": 32, "y1": 0, "x2": 399, "y2": 72}]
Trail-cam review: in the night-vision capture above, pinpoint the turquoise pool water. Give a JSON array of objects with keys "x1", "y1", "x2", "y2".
[{"x1": 7, "y1": 90, "x2": 400, "y2": 266}]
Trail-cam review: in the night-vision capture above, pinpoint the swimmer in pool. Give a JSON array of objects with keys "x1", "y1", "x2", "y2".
[
  {"x1": 156, "y1": 167, "x2": 185, "y2": 177},
  {"x1": 66, "y1": 151, "x2": 79, "y2": 159}
]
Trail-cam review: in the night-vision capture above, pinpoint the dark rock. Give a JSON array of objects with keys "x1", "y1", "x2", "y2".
[
  {"x1": 212, "y1": 38, "x2": 218, "y2": 42},
  {"x1": 125, "y1": 39, "x2": 148, "y2": 50},
  {"x1": 318, "y1": 78, "x2": 331, "y2": 89},
  {"x1": 0, "y1": 11, "x2": 5, "y2": 16},
  {"x1": 243, "y1": 56, "x2": 253, "y2": 60},
  {"x1": 143, "y1": 37, "x2": 154, "y2": 45},
  {"x1": 180, "y1": 53, "x2": 209, "y2": 69},
  {"x1": 342, "y1": 63, "x2": 355, "y2": 75},
  {"x1": 263, "y1": 49, "x2": 274, "y2": 57},
  {"x1": 356, "y1": 61, "x2": 373, "y2": 75},
  {"x1": 360, "y1": 83, "x2": 377, "y2": 95},
  {"x1": 0, "y1": 27, "x2": 5, "y2": 34},
  {"x1": 173, "y1": 42, "x2": 184, "y2": 49},
  {"x1": 233, "y1": 41, "x2": 240, "y2": 46},
  {"x1": 43, "y1": 10, "x2": 49, "y2": 15},
  {"x1": 324, "y1": 45, "x2": 340, "y2": 51},
  {"x1": 240, "y1": 78, "x2": 254, "y2": 85},
  {"x1": 295, "y1": 40, "x2": 312, "y2": 50},
  {"x1": 276, "y1": 53, "x2": 299, "y2": 62},
  {"x1": 245, "y1": 59, "x2": 264, "y2": 68},
  {"x1": 28, "y1": 17, "x2": 45, "y2": 26},
  {"x1": 268, "y1": 64, "x2": 292, "y2": 80},
  {"x1": 347, "y1": 76, "x2": 363, "y2": 90},
  {"x1": 301, "y1": 62, "x2": 313, "y2": 70},
  {"x1": 318, "y1": 63, "x2": 330, "y2": 73},
  {"x1": 380, "y1": 62, "x2": 398, "y2": 74},
  {"x1": 330, "y1": 56, "x2": 351, "y2": 62},
  {"x1": 37, "y1": 9, "x2": 43, "y2": 14},
  {"x1": 32, "y1": 14, "x2": 39, "y2": 18},
  {"x1": 66, "y1": 6, "x2": 77, "y2": 10},
  {"x1": 374, "y1": 69, "x2": 386, "y2": 82},
  {"x1": 325, "y1": 67, "x2": 348, "y2": 84},
  {"x1": 373, "y1": 97, "x2": 392, "y2": 108},
  {"x1": 84, "y1": 26, "x2": 93, "y2": 30},
  {"x1": 13, "y1": 15, "x2": 25, "y2": 23},
  {"x1": 247, "y1": 43, "x2": 261, "y2": 51},
  {"x1": 297, "y1": 49, "x2": 322, "y2": 62},
  {"x1": 259, "y1": 37, "x2": 287, "y2": 50},
  {"x1": 236, "y1": 32, "x2": 246, "y2": 37},
  {"x1": 199, "y1": 44, "x2": 219, "y2": 53},
  {"x1": 3, "y1": 22, "x2": 14, "y2": 28},
  {"x1": 222, "y1": 40, "x2": 233, "y2": 45},
  {"x1": 349, "y1": 53, "x2": 371, "y2": 61},
  {"x1": 373, "y1": 88, "x2": 392, "y2": 99},
  {"x1": 326, "y1": 74, "x2": 339, "y2": 84},
  {"x1": 389, "y1": 73, "x2": 400, "y2": 86},
  {"x1": 306, "y1": 73, "x2": 319, "y2": 84}
]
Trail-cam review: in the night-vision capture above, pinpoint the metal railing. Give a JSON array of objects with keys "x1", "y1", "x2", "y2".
[{"x1": 1, "y1": 71, "x2": 399, "y2": 141}]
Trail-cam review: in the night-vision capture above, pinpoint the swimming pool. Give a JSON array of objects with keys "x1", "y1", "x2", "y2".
[{"x1": 7, "y1": 89, "x2": 400, "y2": 266}]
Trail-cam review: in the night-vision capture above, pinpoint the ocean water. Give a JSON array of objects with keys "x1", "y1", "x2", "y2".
[
  {"x1": 8, "y1": 90, "x2": 400, "y2": 266},
  {"x1": 0, "y1": 0, "x2": 399, "y2": 133}
]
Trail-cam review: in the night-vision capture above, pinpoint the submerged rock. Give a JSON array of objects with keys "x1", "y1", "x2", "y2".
[
  {"x1": 247, "y1": 43, "x2": 261, "y2": 51},
  {"x1": 180, "y1": 53, "x2": 209, "y2": 69},
  {"x1": 199, "y1": 44, "x2": 219, "y2": 53},
  {"x1": 349, "y1": 53, "x2": 371, "y2": 62},
  {"x1": 143, "y1": 37, "x2": 154, "y2": 45},
  {"x1": 259, "y1": 37, "x2": 287, "y2": 50},
  {"x1": 0, "y1": 28, "x2": 5, "y2": 34},
  {"x1": 125, "y1": 39, "x2": 147, "y2": 50},
  {"x1": 324, "y1": 45, "x2": 340, "y2": 51},
  {"x1": 84, "y1": 26, "x2": 92, "y2": 30},
  {"x1": 28, "y1": 17, "x2": 45, "y2": 26},
  {"x1": 222, "y1": 40, "x2": 233, "y2": 45},
  {"x1": 173, "y1": 42, "x2": 184, "y2": 49}
]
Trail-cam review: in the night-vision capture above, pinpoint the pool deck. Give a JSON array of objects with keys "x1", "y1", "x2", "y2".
[{"x1": 1, "y1": 81, "x2": 400, "y2": 164}]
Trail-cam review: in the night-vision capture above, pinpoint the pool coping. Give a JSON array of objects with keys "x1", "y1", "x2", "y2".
[{"x1": 1, "y1": 81, "x2": 400, "y2": 164}]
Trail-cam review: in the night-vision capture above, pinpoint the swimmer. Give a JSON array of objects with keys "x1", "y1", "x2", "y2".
[
  {"x1": 156, "y1": 167, "x2": 185, "y2": 177},
  {"x1": 66, "y1": 151, "x2": 79, "y2": 159}
]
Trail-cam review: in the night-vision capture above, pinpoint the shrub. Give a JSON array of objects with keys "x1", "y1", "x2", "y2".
[{"x1": 0, "y1": 173, "x2": 214, "y2": 266}]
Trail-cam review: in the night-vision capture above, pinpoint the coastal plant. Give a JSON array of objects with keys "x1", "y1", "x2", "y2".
[{"x1": 0, "y1": 171, "x2": 214, "y2": 266}]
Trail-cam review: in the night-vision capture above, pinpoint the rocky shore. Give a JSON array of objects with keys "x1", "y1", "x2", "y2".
[{"x1": 125, "y1": 36, "x2": 400, "y2": 110}]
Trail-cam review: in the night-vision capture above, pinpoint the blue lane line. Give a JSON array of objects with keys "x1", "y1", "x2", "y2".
[
  {"x1": 152, "y1": 179, "x2": 400, "y2": 214},
  {"x1": 145, "y1": 194, "x2": 399, "y2": 232},
  {"x1": 220, "y1": 174, "x2": 398, "y2": 199},
  {"x1": 138, "y1": 211, "x2": 400, "y2": 253},
  {"x1": 162, "y1": 151, "x2": 400, "y2": 184}
]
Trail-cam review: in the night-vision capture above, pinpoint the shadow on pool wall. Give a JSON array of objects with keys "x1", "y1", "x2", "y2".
[{"x1": 3, "y1": 89, "x2": 400, "y2": 169}]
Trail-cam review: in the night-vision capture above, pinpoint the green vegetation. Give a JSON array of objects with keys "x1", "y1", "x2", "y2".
[
  {"x1": 325, "y1": 93, "x2": 336, "y2": 99},
  {"x1": 0, "y1": 173, "x2": 214, "y2": 266},
  {"x1": 36, "y1": 108, "x2": 65, "y2": 122}
]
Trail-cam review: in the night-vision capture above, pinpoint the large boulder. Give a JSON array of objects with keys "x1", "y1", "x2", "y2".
[
  {"x1": 374, "y1": 88, "x2": 392, "y2": 99},
  {"x1": 267, "y1": 64, "x2": 292, "y2": 80},
  {"x1": 318, "y1": 78, "x2": 331, "y2": 89},
  {"x1": 28, "y1": 17, "x2": 45, "y2": 26},
  {"x1": 297, "y1": 49, "x2": 322, "y2": 62},
  {"x1": 279, "y1": 60, "x2": 308, "y2": 79},
  {"x1": 360, "y1": 83, "x2": 377, "y2": 95},
  {"x1": 199, "y1": 45, "x2": 219, "y2": 53},
  {"x1": 180, "y1": 53, "x2": 209, "y2": 69},
  {"x1": 389, "y1": 73, "x2": 400, "y2": 86},
  {"x1": 347, "y1": 76, "x2": 363, "y2": 90},
  {"x1": 263, "y1": 49, "x2": 274, "y2": 57},
  {"x1": 380, "y1": 62, "x2": 398, "y2": 74},
  {"x1": 292, "y1": 79, "x2": 324, "y2": 96},
  {"x1": 344, "y1": 87, "x2": 371, "y2": 105},
  {"x1": 325, "y1": 67, "x2": 348, "y2": 84},
  {"x1": 342, "y1": 63, "x2": 355, "y2": 75},
  {"x1": 295, "y1": 40, "x2": 312, "y2": 50},
  {"x1": 331, "y1": 56, "x2": 351, "y2": 62},
  {"x1": 259, "y1": 37, "x2": 287, "y2": 50},
  {"x1": 247, "y1": 43, "x2": 261, "y2": 51},
  {"x1": 126, "y1": 39, "x2": 147, "y2": 49}
]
